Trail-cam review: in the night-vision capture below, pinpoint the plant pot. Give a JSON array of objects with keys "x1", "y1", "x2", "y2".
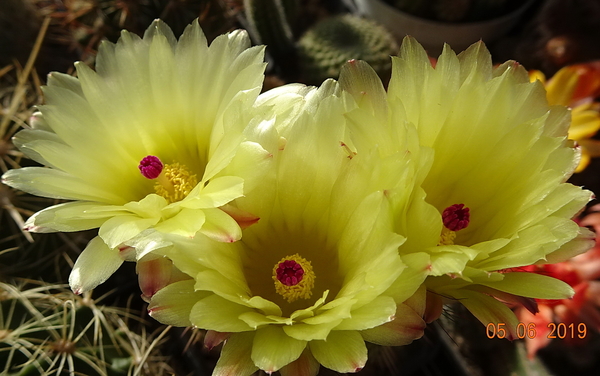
[{"x1": 344, "y1": 0, "x2": 536, "y2": 55}]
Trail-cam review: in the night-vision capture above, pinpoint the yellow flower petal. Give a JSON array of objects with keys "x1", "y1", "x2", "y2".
[
  {"x1": 339, "y1": 36, "x2": 593, "y2": 335},
  {"x1": 251, "y1": 326, "x2": 307, "y2": 373},
  {"x1": 308, "y1": 331, "x2": 367, "y2": 373},
  {"x1": 68, "y1": 236, "x2": 124, "y2": 294},
  {"x1": 3, "y1": 18, "x2": 269, "y2": 293},
  {"x1": 213, "y1": 333, "x2": 258, "y2": 376},
  {"x1": 360, "y1": 302, "x2": 426, "y2": 346},
  {"x1": 545, "y1": 66, "x2": 580, "y2": 106},
  {"x1": 148, "y1": 280, "x2": 208, "y2": 326},
  {"x1": 190, "y1": 294, "x2": 254, "y2": 332}
]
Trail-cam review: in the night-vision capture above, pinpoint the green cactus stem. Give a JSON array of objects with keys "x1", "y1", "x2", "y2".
[
  {"x1": 244, "y1": 0, "x2": 299, "y2": 74},
  {"x1": 297, "y1": 14, "x2": 398, "y2": 85}
]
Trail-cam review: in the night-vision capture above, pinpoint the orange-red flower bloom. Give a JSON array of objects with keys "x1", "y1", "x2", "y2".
[{"x1": 515, "y1": 204, "x2": 600, "y2": 357}]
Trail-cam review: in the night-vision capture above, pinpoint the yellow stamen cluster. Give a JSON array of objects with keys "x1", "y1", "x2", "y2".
[
  {"x1": 154, "y1": 163, "x2": 198, "y2": 203},
  {"x1": 438, "y1": 227, "x2": 456, "y2": 246},
  {"x1": 272, "y1": 254, "x2": 315, "y2": 303}
]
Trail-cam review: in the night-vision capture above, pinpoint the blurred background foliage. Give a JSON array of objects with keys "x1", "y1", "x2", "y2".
[{"x1": 1, "y1": 0, "x2": 600, "y2": 375}]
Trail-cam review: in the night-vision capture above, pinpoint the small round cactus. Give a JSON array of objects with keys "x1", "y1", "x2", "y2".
[
  {"x1": 0, "y1": 282, "x2": 172, "y2": 375},
  {"x1": 297, "y1": 14, "x2": 398, "y2": 85}
]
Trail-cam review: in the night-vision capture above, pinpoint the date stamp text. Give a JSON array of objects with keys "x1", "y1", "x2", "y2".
[{"x1": 486, "y1": 322, "x2": 587, "y2": 339}]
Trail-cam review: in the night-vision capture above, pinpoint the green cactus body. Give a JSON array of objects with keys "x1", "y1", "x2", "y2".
[
  {"x1": 0, "y1": 282, "x2": 168, "y2": 375},
  {"x1": 244, "y1": 0, "x2": 298, "y2": 69},
  {"x1": 297, "y1": 14, "x2": 398, "y2": 85}
]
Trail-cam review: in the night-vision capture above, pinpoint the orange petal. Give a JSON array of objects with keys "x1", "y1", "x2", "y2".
[{"x1": 571, "y1": 61, "x2": 600, "y2": 101}]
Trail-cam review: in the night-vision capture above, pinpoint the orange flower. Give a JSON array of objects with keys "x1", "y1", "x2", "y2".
[
  {"x1": 515, "y1": 204, "x2": 600, "y2": 358},
  {"x1": 530, "y1": 62, "x2": 600, "y2": 172}
]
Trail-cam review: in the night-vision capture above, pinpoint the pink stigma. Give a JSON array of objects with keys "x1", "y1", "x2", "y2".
[
  {"x1": 442, "y1": 203, "x2": 470, "y2": 231},
  {"x1": 276, "y1": 260, "x2": 305, "y2": 286},
  {"x1": 139, "y1": 155, "x2": 163, "y2": 179}
]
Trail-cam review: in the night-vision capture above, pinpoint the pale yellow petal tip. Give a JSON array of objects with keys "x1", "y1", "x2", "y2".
[
  {"x1": 396, "y1": 36, "x2": 432, "y2": 67},
  {"x1": 143, "y1": 18, "x2": 176, "y2": 41},
  {"x1": 339, "y1": 59, "x2": 387, "y2": 114},
  {"x1": 459, "y1": 39, "x2": 491, "y2": 57},
  {"x1": 228, "y1": 28, "x2": 251, "y2": 44},
  {"x1": 68, "y1": 237, "x2": 124, "y2": 294}
]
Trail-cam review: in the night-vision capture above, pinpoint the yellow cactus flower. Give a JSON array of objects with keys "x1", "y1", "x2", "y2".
[
  {"x1": 530, "y1": 63, "x2": 600, "y2": 172},
  {"x1": 339, "y1": 38, "x2": 594, "y2": 337},
  {"x1": 148, "y1": 81, "x2": 431, "y2": 375},
  {"x1": 1, "y1": 19, "x2": 270, "y2": 294}
]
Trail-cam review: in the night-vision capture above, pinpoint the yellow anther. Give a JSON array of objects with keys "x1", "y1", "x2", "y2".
[
  {"x1": 438, "y1": 227, "x2": 456, "y2": 246},
  {"x1": 154, "y1": 162, "x2": 197, "y2": 203}
]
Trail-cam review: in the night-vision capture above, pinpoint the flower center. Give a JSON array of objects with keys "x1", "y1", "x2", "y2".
[
  {"x1": 138, "y1": 155, "x2": 198, "y2": 203},
  {"x1": 272, "y1": 254, "x2": 315, "y2": 303},
  {"x1": 438, "y1": 203, "x2": 470, "y2": 246}
]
